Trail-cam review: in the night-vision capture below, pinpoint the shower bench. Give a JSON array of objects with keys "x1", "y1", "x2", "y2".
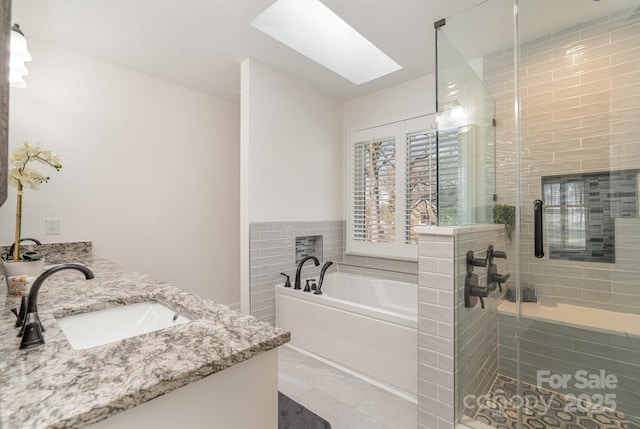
[
  {"x1": 496, "y1": 300, "x2": 640, "y2": 417},
  {"x1": 497, "y1": 300, "x2": 640, "y2": 339}
]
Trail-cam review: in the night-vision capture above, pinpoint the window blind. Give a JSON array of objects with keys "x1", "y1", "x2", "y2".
[
  {"x1": 405, "y1": 129, "x2": 437, "y2": 244},
  {"x1": 352, "y1": 137, "x2": 396, "y2": 243},
  {"x1": 436, "y1": 129, "x2": 461, "y2": 225}
]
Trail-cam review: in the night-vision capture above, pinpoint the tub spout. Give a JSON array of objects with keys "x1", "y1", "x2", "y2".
[
  {"x1": 294, "y1": 256, "x2": 319, "y2": 290},
  {"x1": 314, "y1": 261, "x2": 333, "y2": 295}
]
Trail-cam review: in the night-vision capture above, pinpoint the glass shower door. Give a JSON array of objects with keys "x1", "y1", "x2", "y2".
[
  {"x1": 438, "y1": 0, "x2": 640, "y2": 428},
  {"x1": 435, "y1": 2, "x2": 511, "y2": 427},
  {"x1": 504, "y1": 2, "x2": 640, "y2": 428}
]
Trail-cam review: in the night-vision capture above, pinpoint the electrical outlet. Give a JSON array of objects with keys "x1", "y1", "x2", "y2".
[{"x1": 45, "y1": 218, "x2": 60, "y2": 235}]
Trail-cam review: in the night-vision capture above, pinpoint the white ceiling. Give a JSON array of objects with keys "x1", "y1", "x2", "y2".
[
  {"x1": 12, "y1": 0, "x2": 639, "y2": 102},
  {"x1": 12, "y1": 0, "x2": 486, "y2": 101}
]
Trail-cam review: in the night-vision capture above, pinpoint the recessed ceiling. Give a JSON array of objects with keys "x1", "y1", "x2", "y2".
[{"x1": 11, "y1": 0, "x2": 485, "y2": 101}]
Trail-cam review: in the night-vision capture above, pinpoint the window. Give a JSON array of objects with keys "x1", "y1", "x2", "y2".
[
  {"x1": 348, "y1": 115, "x2": 436, "y2": 259},
  {"x1": 543, "y1": 179, "x2": 587, "y2": 252},
  {"x1": 542, "y1": 170, "x2": 638, "y2": 263}
]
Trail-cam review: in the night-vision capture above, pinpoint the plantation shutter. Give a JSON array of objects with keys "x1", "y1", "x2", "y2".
[
  {"x1": 352, "y1": 137, "x2": 396, "y2": 243},
  {"x1": 405, "y1": 129, "x2": 437, "y2": 244}
]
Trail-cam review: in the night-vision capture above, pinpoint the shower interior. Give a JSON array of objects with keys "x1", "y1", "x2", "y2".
[{"x1": 436, "y1": 1, "x2": 640, "y2": 428}]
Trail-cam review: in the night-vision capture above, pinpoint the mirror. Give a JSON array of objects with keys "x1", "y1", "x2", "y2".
[{"x1": 0, "y1": 0, "x2": 9, "y2": 207}]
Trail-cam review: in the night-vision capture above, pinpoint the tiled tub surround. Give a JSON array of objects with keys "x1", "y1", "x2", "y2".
[
  {"x1": 250, "y1": 221, "x2": 344, "y2": 324},
  {"x1": 0, "y1": 257, "x2": 289, "y2": 428},
  {"x1": 486, "y1": 8, "x2": 640, "y2": 313}
]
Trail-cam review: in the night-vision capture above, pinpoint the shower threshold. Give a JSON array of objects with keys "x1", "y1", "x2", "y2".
[{"x1": 471, "y1": 374, "x2": 640, "y2": 429}]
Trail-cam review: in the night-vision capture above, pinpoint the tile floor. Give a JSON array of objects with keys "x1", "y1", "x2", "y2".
[
  {"x1": 278, "y1": 345, "x2": 418, "y2": 429},
  {"x1": 473, "y1": 374, "x2": 640, "y2": 429}
]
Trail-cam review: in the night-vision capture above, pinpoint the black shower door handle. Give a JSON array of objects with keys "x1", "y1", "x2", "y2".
[{"x1": 533, "y1": 199, "x2": 544, "y2": 258}]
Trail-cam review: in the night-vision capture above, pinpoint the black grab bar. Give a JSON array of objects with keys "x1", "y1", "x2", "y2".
[{"x1": 533, "y1": 199, "x2": 544, "y2": 258}]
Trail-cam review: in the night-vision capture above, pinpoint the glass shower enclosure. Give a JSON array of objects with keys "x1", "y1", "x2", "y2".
[{"x1": 437, "y1": 1, "x2": 640, "y2": 428}]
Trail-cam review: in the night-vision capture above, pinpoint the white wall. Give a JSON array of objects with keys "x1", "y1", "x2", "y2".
[
  {"x1": 0, "y1": 40, "x2": 241, "y2": 305},
  {"x1": 343, "y1": 74, "x2": 435, "y2": 131},
  {"x1": 243, "y1": 60, "x2": 344, "y2": 223},
  {"x1": 240, "y1": 59, "x2": 343, "y2": 312}
]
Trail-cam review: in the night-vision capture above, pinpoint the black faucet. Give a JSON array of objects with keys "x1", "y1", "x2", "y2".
[
  {"x1": 314, "y1": 261, "x2": 333, "y2": 295},
  {"x1": 19, "y1": 264, "x2": 95, "y2": 349},
  {"x1": 487, "y1": 245, "x2": 510, "y2": 292},
  {"x1": 6, "y1": 237, "x2": 42, "y2": 261},
  {"x1": 294, "y1": 256, "x2": 319, "y2": 290}
]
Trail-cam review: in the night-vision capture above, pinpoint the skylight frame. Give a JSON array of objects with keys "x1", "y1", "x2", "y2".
[{"x1": 250, "y1": 0, "x2": 402, "y2": 85}]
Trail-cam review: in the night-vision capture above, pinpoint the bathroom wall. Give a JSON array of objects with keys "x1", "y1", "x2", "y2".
[
  {"x1": 487, "y1": 9, "x2": 640, "y2": 312},
  {"x1": 343, "y1": 74, "x2": 435, "y2": 130},
  {"x1": 240, "y1": 59, "x2": 343, "y2": 315},
  {"x1": 0, "y1": 40, "x2": 241, "y2": 305}
]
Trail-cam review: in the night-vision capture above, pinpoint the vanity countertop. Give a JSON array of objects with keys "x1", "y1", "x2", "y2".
[{"x1": 0, "y1": 258, "x2": 289, "y2": 429}]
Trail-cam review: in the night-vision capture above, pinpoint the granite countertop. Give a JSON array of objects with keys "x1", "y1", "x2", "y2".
[{"x1": 0, "y1": 258, "x2": 289, "y2": 429}]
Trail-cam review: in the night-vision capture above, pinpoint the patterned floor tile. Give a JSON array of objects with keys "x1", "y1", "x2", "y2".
[{"x1": 473, "y1": 374, "x2": 639, "y2": 429}]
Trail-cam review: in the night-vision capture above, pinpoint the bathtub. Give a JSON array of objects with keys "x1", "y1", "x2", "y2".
[{"x1": 276, "y1": 272, "x2": 418, "y2": 396}]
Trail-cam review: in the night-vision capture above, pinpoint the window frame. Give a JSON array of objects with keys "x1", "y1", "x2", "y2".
[{"x1": 346, "y1": 115, "x2": 435, "y2": 260}]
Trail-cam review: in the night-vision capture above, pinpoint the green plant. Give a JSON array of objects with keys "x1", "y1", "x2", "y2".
[{"x1": 493, "y1": 204, "x2": 515, "y2": 242}]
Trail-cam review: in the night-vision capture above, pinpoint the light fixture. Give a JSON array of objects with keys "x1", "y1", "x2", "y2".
[
  {"x1": 10, "y1": 23, "x2": 32, "y2": 88},
  {"x1": 449, "y1": 101, "x2": 466, "y2": 122},
  {"x1": 250, "y1": 0, "x2": 402, "y2": 85}
]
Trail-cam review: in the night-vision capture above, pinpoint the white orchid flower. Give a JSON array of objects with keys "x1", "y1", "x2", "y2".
[{"x1": 9, "y1": 167, "x2": 49, "y2": 190}]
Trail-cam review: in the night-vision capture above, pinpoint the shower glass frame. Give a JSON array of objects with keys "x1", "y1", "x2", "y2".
[{"x1": 437, "y1": 1, "x2": 640, "y2": 428}]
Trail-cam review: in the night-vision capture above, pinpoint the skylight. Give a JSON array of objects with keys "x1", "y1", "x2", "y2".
[{"x1": 250, "y1": 0, "x2": 402, "y2": 85}]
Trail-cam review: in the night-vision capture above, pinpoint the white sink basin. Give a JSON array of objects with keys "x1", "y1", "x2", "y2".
[{"x1": 57, "y1": 301, "x2": 192, "y2": 350}]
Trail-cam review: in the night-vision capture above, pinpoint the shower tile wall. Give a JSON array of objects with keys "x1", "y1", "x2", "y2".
[
  {"x1": 417, "y1": 225, "x2": 505, "y2": 429},
  {"x1": 417, "y1": 230, "x2": 455, "y2": 429},
  {"x1": 250, "y1": 221, "x2": 344, "y2": 324},
  {"x1": 486, "y1": 8, "x2": 640, "y2": 313},
  {"x1": 498, "y1": 314, "x2": 640, "y2": 417},
  {"x1": 456, "y1": 225, "x2": 506, "y2": 419}
]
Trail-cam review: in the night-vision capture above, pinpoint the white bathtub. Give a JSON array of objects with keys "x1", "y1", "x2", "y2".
[{"x1": 276, "y1": 272, "x2": 418, "y2": 396}]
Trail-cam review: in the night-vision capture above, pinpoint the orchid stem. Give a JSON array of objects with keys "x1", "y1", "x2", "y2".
[{"x1": 13, "y1": 181, "x2": 23, "y2": 261}]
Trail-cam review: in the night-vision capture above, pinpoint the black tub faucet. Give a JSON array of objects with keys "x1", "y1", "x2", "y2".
[
  {"x1": 294, "y1": 256, "x2": 319, "y2": 290},
  {"x1": 314, "y1": 261, "x2": 333, "y2": 295},
  {"x1": 19, "y1": 264, "x2": 95, "y2": 350}
]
